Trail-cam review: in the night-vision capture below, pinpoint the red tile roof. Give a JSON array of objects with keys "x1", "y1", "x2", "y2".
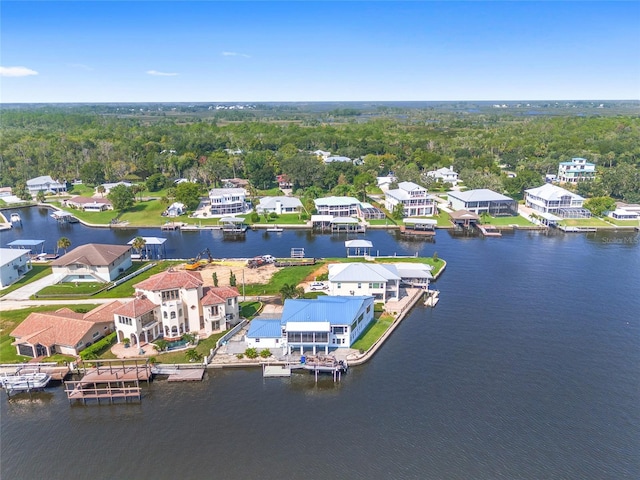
[
  {"x1": 113, "y1": 296, "x2": 157, "y2": 318},
  {"x1": 202, "y1": 286, "x2": 240, "y2": 305},
  {"x1": 51, "y1": 244, "x2": 131, "y2": 267},
  {"x1": 11, "y1": 305, "x2": 115, "y2": 349},
  {"x1": 83, "y1": 301, "x2": 125, "y2": 322},
  {"x1": 134, "y1": 269, "x2": 203, "y2": 291}
]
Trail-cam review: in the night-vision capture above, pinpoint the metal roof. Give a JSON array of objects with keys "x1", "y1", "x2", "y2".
[
  {"x1": 7, "y1": 239, "x2": 45, "y2": 247},
  {"x1": 314, "y1": 196, "x2": 359, "y2": 207},
  {"x1": 330, "y1": 217, "x2": 359, "y2": 224},
  {"x1": 127, "y1": 237, "x2": 167, "y2": 246},
  {"x1": 525, "y1": 184, "x2": 584, "y2": 202},
  {"x1": 257, "y1": 196, "x2": 302, "y2": 209},
  {"x1": 281, "y1": 296, "x2": 371, "y2": 326},
  {"x1": 328, "y1": 263, "x2": 401, "y2": 283},
  {"x1": 448, "y1": 189, "x2": 514, "y2": 203},
  {"x1": 345, "y1": 240, "x2": 373, "y2": 248},
  {"x1": 246, "y1": 319, "x2": 283, "y2": 339},
  {"x1": 0, "y1": 248, "x2": 31, "y2": 264},
  {"x1": 403, "y1": 218, "x2": 437, "y2": 225}
]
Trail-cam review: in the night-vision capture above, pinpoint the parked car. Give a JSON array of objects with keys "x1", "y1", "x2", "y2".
[{"x1": 310, "y1": 282, "x2": 328, "y2": 291}]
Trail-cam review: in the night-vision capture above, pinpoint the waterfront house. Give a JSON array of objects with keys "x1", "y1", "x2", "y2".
[
  {"x1": 99, "y1": 181, "x2": 134, "y2": 195},
  {"x1": 255, "y1": 196, "x2": 303, "y2": 215},
  {"x1": 448, "y1": 189, "x2": 518, "y2": 216},
  {"x1": 208, "y1": 187, "x2": 249, "y2": 216},
  {"x1": 525, "y1": 184, "x2": 588, "y2": 218},
  {"x1": 51, "y1": 244, "x2": 132, "y2": 283},
  {"x1": 384, "y1": 181, "x2": 436, "y2": 217},
  {"x1": 425, "y1": 166, "x2": 459, "y2": 186},
  {"x1": 63, "y1": 196, "x2": 113, "y2": 212},
  {"x1": 113, "y1": 295, "x2": 160, "y2": 347},
  {"x1": 246, "y1": 296, "x2": 375, "y2": 355},
  {"x1": 327, "y1": 263, "x2": 401, "y2": 302},
  {"x1": 26, "y1": 175, "x2": 67, "y2": 196},
  {"x1": 557, "y1": 157, "x2": 596, "y2": 183},
  {"x1": 134, "y1": 269, "x2": 205, "y2": 337},
  {"x1": 11, "y1": 302, "x2": 121, "y2": 358},
  {"x1": 164, "y1": 202, "x2": 185, "y2": 217},
  {"x1": 202, "y1": 286, "x2": 241, "y2": 334},
  {"x1": 608, "y1": 208, "x2": 639, "y2": 220},
  {"x1": 0, "y1": 248, "x2": 31, "y2": 288},
  {"x1": 314, "y1": 196, "x2": 361, "y2": 217}
]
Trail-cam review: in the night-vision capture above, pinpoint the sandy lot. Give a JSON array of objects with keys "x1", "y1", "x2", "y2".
[{"x1": 176, "y1": 260, "x2": 280, "y2": 287}]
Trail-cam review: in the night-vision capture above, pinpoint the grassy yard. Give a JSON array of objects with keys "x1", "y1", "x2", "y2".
[
  {"x1": 93, "y1": 261, "x2": 182, "y2": 298},
  {"x1": 0, "y1": 305, "x2": 99, "y2": 363},
  {"x1": 351, "y1": 313, "x2": 394, "y2": 351},
  {"x1": 559, "y1": 217, "x2": 612, "y2": 227},
  {"x1": 368, "y1": 218, "x2": 396, "y2": 226},
  {"x1": 479, "y1": 215, "x2": 535, "y2": 226},
  {"x1": 602, "y1": 217, "x2": 639, "y2": 227},
  {"x1": 244, "y1": 262, "x2": 326, "y2": 295},
  {"x1": 0, "y1": 265, "x2": 52, "y2": 298},
  {"x1": 154, "y1": 331, "x2": 226, "y2": 364},
  {"x1": 434, "y1": 212, "x2": 451, "y2": 227},
  {"x1": 36, "y1": 282, "x2": 105, "y2": 297},
  {"x1": 240, "y1": 213, "x2": 308, "y2": 225}
]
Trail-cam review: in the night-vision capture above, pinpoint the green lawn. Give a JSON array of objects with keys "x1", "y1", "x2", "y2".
[
  {"x1": 93, "y1": 261, "x2": 182, "y2": 298},
  {"x1": 244, "y1": 262, "x2": 326, "y2": 295},
  {"x1": 559, "y1": 217, "x2": 612, "y2": 227},
  {"x1": 368, "y1": 218, "x2": 396, "y2": 226},
  {"x1": 154, "y1": 331, "x2": 227, "y2": 364},
  {"x1": 0, "y1": 305, "x2": 99, "y2": 363},
  {"x1": 66, "y1": 184, "x2": 96, "y2": 196},
  {"x1": 0, "y1": 265, "x2": 52, "y2": 298},
  {"x1": 351, "y1": 313, "x2": 394, "y2": 351},
  {"x1": 240, "y1": 301, "x2": 261, "y2": 318},
  {"x1": 479, "y1": 215, "x2": 535, "y2": 226},
  {"x1": 603, "y1": 217, "x2": 639, "y2": 227},
  {"x1": 240, "y1": 213, "x2": 309, "y2": 225},
  {"x1": 434, "y1": 212, "x2": 451, "y2": 227},
  {"x1": 36, "y1": 282, "x2": 105, "y2": 297}
]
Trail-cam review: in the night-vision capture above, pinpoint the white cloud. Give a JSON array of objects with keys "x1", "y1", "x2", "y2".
[
  {"x1": 222, "y1": 51, "x2": 251, "y2": 58},
  {"x1": 146, "y1": 70, "x2": 179, "y2": 76},
  {"x1": 0, "y1": 66, "x2": 39, "y2": 77}
]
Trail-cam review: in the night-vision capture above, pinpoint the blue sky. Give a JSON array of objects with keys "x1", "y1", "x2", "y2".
[{"x1": 1, "y1": 1, "x2": 639, "y2": 102}]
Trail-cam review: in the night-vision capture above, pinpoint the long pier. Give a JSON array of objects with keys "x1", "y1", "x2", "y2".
[{"x1": 64, "y1": 380, "x2": 142, "y2": 404}]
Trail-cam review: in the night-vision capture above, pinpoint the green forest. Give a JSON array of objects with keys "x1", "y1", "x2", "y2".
[{"x1": 1, "y1": 103, "x2": 639, "y2": 203}]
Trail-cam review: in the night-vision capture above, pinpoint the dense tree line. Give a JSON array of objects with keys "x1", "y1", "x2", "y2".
[{"x1": 1, "y1": 108, "x2": 638, "y2": 202}]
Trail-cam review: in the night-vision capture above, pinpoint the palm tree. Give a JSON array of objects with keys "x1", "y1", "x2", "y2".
[
  {"x1": 131, "y1": 236, "x2": 147, "y2": 258},
  {"x1": 185, "y1": 348, "x2": 203, "y2": 363},
  {"x1": 96, "y1": 185, "x2": 106, "y2": 198},
  {"x1": 280, "y1": 283, "x2": 305, "y2": 300},
  {"x1": 36, "y1": 190, "x2": 46, "y2": 203},
  {"x1": 57, "y1": 237, "x2": 71, "y2": 255}
]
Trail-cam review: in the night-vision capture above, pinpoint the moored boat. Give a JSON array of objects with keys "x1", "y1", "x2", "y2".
[
  {"x1": 10, "y1": 213, "x2": 22, "y2": 224},
  {"x1": 1, "y1": 372, "x2": 52, "y2": 392}
]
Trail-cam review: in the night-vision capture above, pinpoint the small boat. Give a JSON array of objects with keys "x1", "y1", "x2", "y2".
[
  {"x1": 266, "y1": 225, "x2": 284, "y2": 232},
  {"x1": 10, "y1": 213, "x2": 21, "y2": 224},
  {"x1": 1, "y1": 372, "x2": 52, "y2": 392}
]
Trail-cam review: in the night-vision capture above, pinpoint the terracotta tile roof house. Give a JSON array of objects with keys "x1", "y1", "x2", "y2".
[
  {"x1": 113, "y1": 295, "x2": 157, "y2": 318},
  {"x1": 51, "y1": 244, "x2": 132, "y2": 283},
  {"x1": 134, "y1": 269, "x2": 203, "y2": 291},
  {"x1": 202, "y1": 286, "x2": 240, "y2": 305},
  {"x1": 11, "y1": 302, "x2": 121, "y2": 358}
]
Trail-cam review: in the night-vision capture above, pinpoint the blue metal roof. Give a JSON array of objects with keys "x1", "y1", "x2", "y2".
[
  {"x1": 7, "y1": 239, "x2": 45, "y2": 247},
  {"x1": 281, "y1": 296, "x2": 371, "y2": 325},
  {"x1": 246, "y1": 319, "x2": 282, "y2": 339}
]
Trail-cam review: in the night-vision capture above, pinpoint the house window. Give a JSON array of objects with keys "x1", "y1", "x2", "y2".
[
  {"x1": 255, "y1": 338, "x2": 260, "y2": 343},
  {"x1": 227, "y1": 299, "x2": 233, "y2": 306},
  {"x1": 337, "y1": 283, "x2": 341, "y2": 289},
  {"x1": 211, "y1": 320, "x2": 220, "y2": 330},
  {"x1": 170, "y1": 311, "x2": 176, "y2": 319},
  {"x1": 92, "y1": 331, "x2": 100, "y2": 338},
  {"x1": 366, "y1": 305, "x2": 371, "y2": 313},
  {"x1": 357, "y1": 283, "x2": 362, "y2": 289},
  {"x1": 210, "y1": 306, "x2": 219, "y2": 316},
  {"x1": 163, "y1": 311, "x2": 168, "y2": 319}
]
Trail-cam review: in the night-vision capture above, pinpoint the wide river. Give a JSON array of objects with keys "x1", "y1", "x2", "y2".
[{"x1": 1, "y1": 207, "x2": 639, "y2": 479}]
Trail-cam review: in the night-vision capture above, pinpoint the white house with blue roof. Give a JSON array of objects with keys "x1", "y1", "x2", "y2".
[
  {"x1": 327, "y1": 263, "x2": 401, "y2": 302},
  {"x1": 246, "y1": 296, "x2": 375, "y2": 355}
]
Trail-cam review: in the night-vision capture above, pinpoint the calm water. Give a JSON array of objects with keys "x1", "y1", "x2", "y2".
[{"x1": 1, "y1": 207, "x2": 639, "y2": 479}]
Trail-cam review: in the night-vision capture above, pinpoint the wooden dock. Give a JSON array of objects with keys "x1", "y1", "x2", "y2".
[
  {"x1": 167, "y1": 369, "x2": 205, "y2": 382},
  {"x1": 0, "y1": 363, "x2": 70, "y2": 381},
  {"x1": 478, "y1": 225, "x2": 502, "y2": 237},
  {"x1": 263, "y1": 364, "x2": 292, "y2": 378},
  {"x1": 399, "y1": 225, "x2": 436, "y2": 237},
  {"x1": 76, "y1": 359, "x2": 152, "y2": 383},
  {"x1": 65, "y1": 380, "x2": 142, "y2": 404}
]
